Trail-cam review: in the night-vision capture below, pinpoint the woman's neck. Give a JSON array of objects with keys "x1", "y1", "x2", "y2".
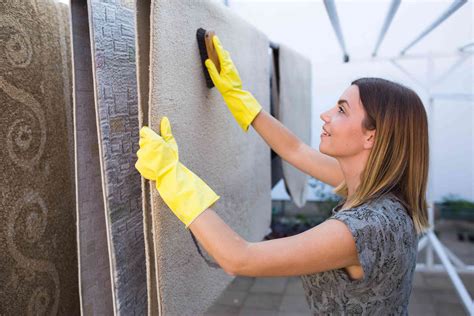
[{"x1": 337, "y1": 150, "x2": 371, "y2": 199}]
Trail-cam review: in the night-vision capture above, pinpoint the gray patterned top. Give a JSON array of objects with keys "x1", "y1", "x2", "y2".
[{"x1": 300, "y1": 192, "x2": 418, "y2": 315}]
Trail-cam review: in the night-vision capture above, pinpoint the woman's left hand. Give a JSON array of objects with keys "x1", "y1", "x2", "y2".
[{"x1": 135, "y1": 117, "x2": 220, "y2": 228}]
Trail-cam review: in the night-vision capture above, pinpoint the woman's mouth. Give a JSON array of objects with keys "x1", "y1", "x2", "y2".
[
  {"x1": 321, "y1": 127, "x2": 331, "y2": 137},
  {"x1": 321, "y1": 132, "x2": 330, "y2": 137}
]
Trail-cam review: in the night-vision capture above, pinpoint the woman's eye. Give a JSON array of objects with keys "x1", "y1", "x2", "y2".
[{"x1": 338, "y1": 106, "x2": 345, "y2": 113}]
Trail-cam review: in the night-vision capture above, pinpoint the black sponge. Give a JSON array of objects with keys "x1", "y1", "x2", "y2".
[{"x1": 196, "y1": 28, "x2": 219, "y2": 89}]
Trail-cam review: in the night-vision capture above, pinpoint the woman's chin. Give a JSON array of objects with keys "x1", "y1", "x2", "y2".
[{"x1": 319, "y1": 144, "x2": 330, "y2": 156}]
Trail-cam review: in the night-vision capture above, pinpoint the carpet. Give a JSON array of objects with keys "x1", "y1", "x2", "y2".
[
  {"x1": 146, "y1": 0, "x2": 272, "y2": 314},
  {"x1": 87, "y1": 0, "x2": 147, "y2": 313},
  {"x1": 273, "y1": 44, "x2": 312, "y2": 207},
  {"x1": 71, "y1": 1, "x2": 114, "y2": 314},
  {"x1": 0, "y1": 1, "x2": 79, "y2": 314}
]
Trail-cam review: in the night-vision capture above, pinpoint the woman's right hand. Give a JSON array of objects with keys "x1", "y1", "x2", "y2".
[
  {"x1": 204, "y1": 36, "x2": 242, "y2": 94},
  {"x1": 205, "y1": 35, "x2": 262, "y2": 132}
]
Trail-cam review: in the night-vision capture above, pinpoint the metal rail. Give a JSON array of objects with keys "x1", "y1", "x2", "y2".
[
  {"x1": 400, "y1": 0, "x2": 468, "y2": 55},
  {"x1": 323, "y1": 0, "x2": 349, "y2": 62},
  {"x1": 372, "y1": 0, "x2": 401, "y2": 57}
]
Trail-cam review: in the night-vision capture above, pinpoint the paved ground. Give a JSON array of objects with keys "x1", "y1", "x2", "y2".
[{"x1": 205, "y1": 220, "x2": 474, "y2": 315}]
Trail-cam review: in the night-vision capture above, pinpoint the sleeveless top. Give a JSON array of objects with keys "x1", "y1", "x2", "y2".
[{"x1": 300, "y1": 192, "x2": 418, "y2": 315}]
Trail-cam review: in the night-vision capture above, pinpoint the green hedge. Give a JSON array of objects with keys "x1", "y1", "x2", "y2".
[
  {"x1": 438, "y1": 194, "x2": 474, "y2": 221},
  {"x1": 439, "y1": 194, "x2": 474, "y2": 209}
]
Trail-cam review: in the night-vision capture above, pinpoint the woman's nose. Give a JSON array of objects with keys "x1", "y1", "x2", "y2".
[{"x1": 320, "y1": 110, "x2": 330, "y2": 123}]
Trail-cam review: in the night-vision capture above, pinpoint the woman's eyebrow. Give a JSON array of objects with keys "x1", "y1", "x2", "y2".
[{"x1": 338, "y1": 99, "x2": 351, "y2": 109}]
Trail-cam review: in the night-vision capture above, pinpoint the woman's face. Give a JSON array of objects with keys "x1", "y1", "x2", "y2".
[{"x1": 319, "y1": 84, "x2": 375, "y2": 158}]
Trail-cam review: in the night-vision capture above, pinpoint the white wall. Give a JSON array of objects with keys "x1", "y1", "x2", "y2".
[{"x1": 228, "y1": 0, "x2": 474, "y2": 202}]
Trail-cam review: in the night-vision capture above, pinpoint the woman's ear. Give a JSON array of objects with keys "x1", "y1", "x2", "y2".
[{"x1": 363, "y1": 130, "x2": 376, "y2": 150}]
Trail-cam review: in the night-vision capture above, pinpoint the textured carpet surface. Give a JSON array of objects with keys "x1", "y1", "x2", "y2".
[
  {"x1": 134, "y1": 0, "x2": 160, "y2": 314},
  {"x1": 0, "y1": 1, "x2": 79, "y2": 314},
  {"x1": 87, "y1": 0, "x2": 147, "y2": 314},
  {"x1": 276, "y1": 44, "x2": 312, "y2": 207},
  {"x1": 71, "y1": 1, "x2": 114, "y2": 315},
  {"x1": 147, "y1": 0, "x2": 272, "y2": 314}
]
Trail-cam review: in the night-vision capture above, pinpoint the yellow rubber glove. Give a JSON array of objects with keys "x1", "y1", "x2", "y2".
[
  {"x1": 135, "y1": 117, "x2": 220, "y2": 228},
  {"x1": 204, "y1": 35, "x2": 262, "y2": 132}
]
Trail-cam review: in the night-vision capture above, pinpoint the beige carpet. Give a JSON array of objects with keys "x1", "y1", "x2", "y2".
[
  {"x1": 135, "y1": 0, "x2": 160, "y2": 314},
  {"x1": 272, "y1": 44, "x2": 312, "y2": 207},
  {"x1": 145, "y1": 0, "x2": 272, "y2": 314}
]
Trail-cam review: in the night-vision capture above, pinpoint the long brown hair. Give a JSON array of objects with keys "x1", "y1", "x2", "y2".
[{"x1": 333, "y1": 78, "x2": 430, "y2": 235}]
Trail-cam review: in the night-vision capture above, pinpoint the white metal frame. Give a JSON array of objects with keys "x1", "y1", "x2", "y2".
[
  {"x1": 372, "y1": 0, "x2": 401, "y2": 57},
  {"x1": 400, "y1": 0, "x2": 468, "y2": 55},
  {"x1": 391, "y1": 52, "x2": 474, "y2": 314},
  {"x1": 323, "y1": 0, "x2": 350, "y2": 62},
  {"x1": 417, "y1": 204, "x2": 474, "y2": 315}
]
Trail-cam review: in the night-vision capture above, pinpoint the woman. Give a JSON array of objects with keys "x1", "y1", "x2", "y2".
[{"x1": 135, "y1": 36, "x2": 430, "y2": 315}]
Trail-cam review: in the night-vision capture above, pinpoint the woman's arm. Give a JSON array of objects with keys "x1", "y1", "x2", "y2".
[
  {"x1": 188, "y1": 208, "x2": 359, "y2": 277},
  {"x1": 205, "y1": 37, "x2": 343, "y2": 186},
  {"x1": 251, "y1": 110, "x2": 344, "y2": 187}
]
